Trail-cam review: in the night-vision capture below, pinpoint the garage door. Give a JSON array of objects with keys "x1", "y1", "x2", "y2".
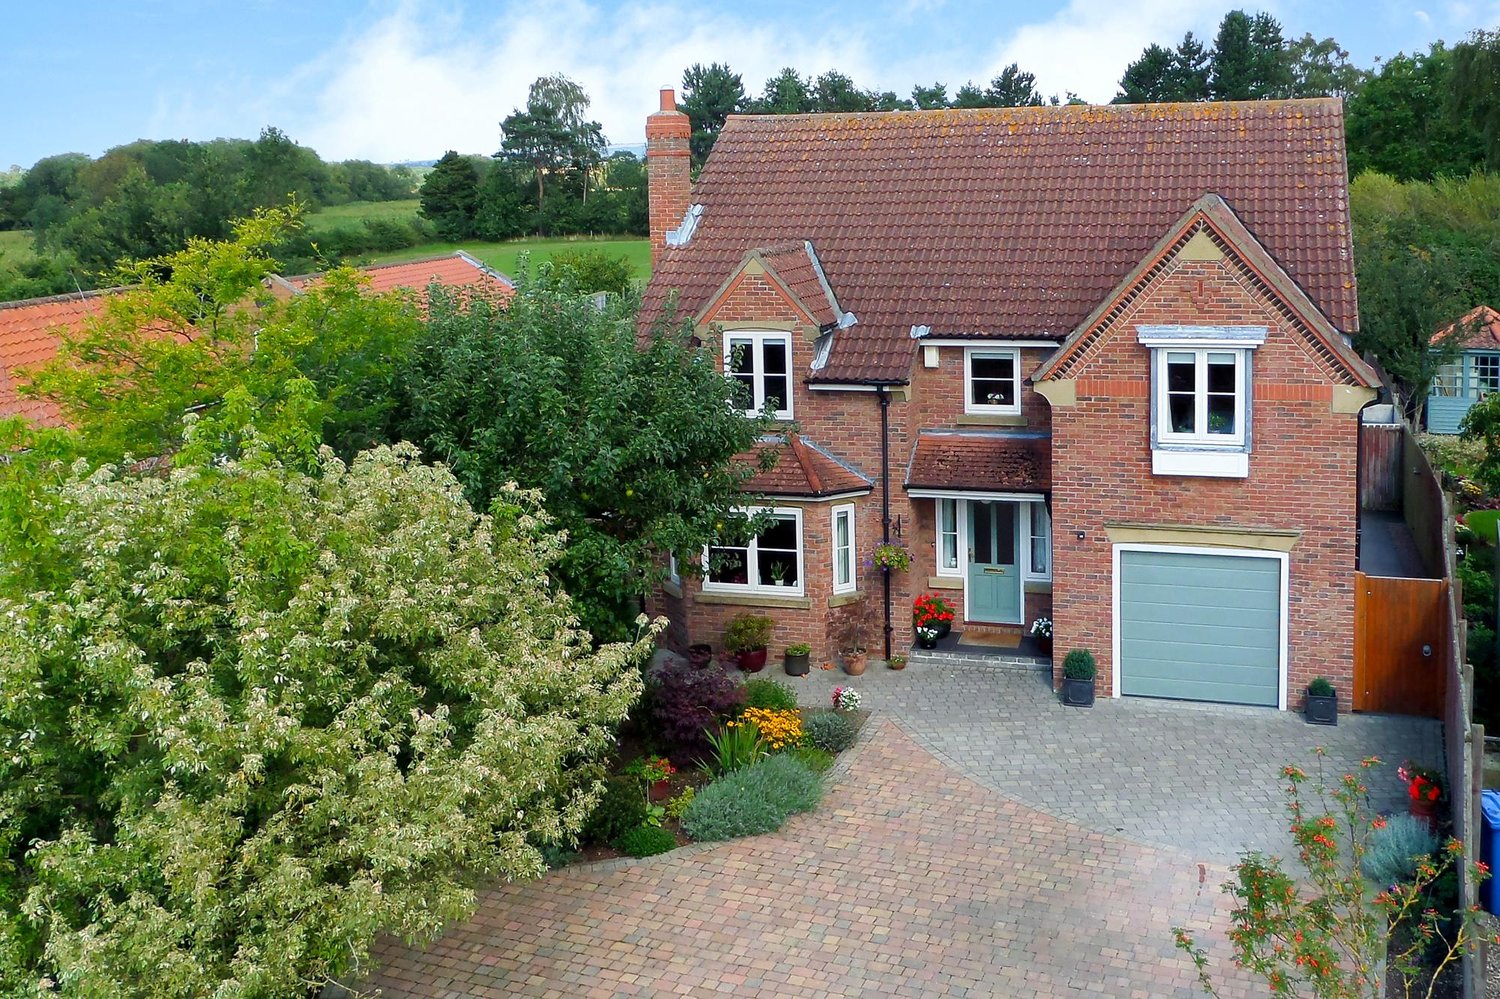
[{"x1": 1118, "y1": 549, "x2": 1282, "y2": 707}]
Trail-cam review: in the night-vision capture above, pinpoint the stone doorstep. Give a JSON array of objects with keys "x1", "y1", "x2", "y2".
[{"x1": 906, "y1": 648, "x2": 1051, "y2": 672}]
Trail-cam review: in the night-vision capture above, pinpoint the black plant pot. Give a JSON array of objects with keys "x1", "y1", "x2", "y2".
[
  {"x1": 687, "y1": 643, "x2": 713, "y2": 669},
  {"x1": 1061, "y1": 676, "x2": 1095, "y2": 707},
  {"x1": 1305, "y1": 691, "x2": 1338, "y2": 726},
  {"x1": 784, "y1": 651, "x2": 810, "y2": 676}
]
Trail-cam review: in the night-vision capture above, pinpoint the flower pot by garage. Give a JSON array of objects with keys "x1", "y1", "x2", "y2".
[
  {"x1": 687, "y1": 643, "x2": 713, "y2": 669},
  {"x1": 1061, "y1": 676, "x2": 1095, "y2": 707},
  {"x1": 842, "y1": 651, "x2": 868, "y2": 676},
  {"x1": 784, "y1": 651, "x2": 810, "y2": 676},
  {"x1": 1304, "y1": 691, "x2": 1338, "y2": 726},
  {"x1": 736, "y1": 648, "x2": 768, "y2": 673},
  {"x1": 648, "y1": 778, "x2": 672, "y2": 802}
]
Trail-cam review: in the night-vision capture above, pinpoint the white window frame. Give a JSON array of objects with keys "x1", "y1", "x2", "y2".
[
  {"x1": 667, "y1": 552, "x2": 681, "y2": 586},
  {"x1": 963, "y1": 347, "x2": 1022, "y2": 416},
  {"x1": 935, "y1": 497, "x2": 963, "y2": 577},
  {"x1": 701, "y1": 506, "x2": 804, "y2": 596},
  {"x1": 723, "y1": 331, "x2": 793, "y2": 420},
  {"x1": 1025, "y1": 502, "x2": 1051, "y2": 581},
  {"x1": 831, "y1": 504, "x2": 857, "y2": 595},
  {"x1": 1155, "y1": 348, "x2": 1249, "y2": 448}
]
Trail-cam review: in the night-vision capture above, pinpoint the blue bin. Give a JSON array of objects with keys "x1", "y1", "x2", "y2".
[{"x1": 1482, "y1": 790, "x2": 1500, "y2": 915}]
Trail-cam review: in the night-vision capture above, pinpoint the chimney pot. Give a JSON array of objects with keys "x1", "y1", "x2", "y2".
[{"x1": 659, "y1": 88, "x2": 676, "y2": 113}]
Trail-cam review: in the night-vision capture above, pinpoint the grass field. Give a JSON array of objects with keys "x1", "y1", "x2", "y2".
[
  {"x1": 369, "y1": 237, "x2": 653, "y2": 280},
  {"x1": 0, "y1": 229, "x2": 36, "y2": 265},
  {"x1": 304, "y1": 199, "x2": 421, "y2": 231}
]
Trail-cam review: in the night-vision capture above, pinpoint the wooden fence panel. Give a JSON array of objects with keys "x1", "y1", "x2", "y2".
[
  {"x1": 1352, "y1": 571, "x2": 1448, "y2": 716},
  {"x1": 1359, "y1": 423, "x2": 1404, "y2": 511}
]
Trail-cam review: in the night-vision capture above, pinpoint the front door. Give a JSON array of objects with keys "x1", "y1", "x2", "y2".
[{"x1": 966, "y1": 501, "x2": 1021, "y2": 623}]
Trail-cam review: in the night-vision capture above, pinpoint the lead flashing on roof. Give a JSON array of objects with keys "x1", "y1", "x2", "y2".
[
  {"x1": 666, "y1": 204, "x2": 703, "y2": 247},
  {"x1": 910, "y1": 325, "x2": 931, "y2": 339},
  {"x1": 811, "y1": 331, "x2": 833, "y2": 370}
]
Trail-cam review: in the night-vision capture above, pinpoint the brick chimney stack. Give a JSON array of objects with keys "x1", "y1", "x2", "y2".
[{"x1": 646, "y1": 87, "x2": 692, "y2": 264}]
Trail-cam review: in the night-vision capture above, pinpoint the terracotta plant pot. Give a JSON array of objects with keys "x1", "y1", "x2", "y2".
[
  {"x1": 889, "y1": 657, "x2": 907, "y2": 671},
  {"x1": 842, "y1": 651, "x2": 868, "y2": 676},
  {"x1": 736, "y1": 648, "x2": 768, "y2": 673},
  {"x1": 649, "y1": 779, "x2": 672, "y2": 802},
  {"x1": 1410, "y1": 795, "x2": 1439, "y2": 831}
]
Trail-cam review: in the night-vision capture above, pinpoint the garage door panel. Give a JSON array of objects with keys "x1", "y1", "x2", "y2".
[{"x1": 1118, "y1": 550, "x2": 1281, "y2": 708}]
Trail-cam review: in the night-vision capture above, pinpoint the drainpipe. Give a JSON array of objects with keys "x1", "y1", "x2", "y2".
[{"x1": 878, "y1": 386, "x2": 893, "y2": 661}]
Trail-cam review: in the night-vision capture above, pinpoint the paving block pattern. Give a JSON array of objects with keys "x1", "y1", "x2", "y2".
[{"x1": 364, "y1": 720, "x2": 1257, "y2": 998}]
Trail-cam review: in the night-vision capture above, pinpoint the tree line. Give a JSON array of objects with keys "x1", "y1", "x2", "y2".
[
  {"x1": 0, "y1": 127, "x2": 417, "y2": 301},
  {"x1": 417, "y1": 75, "x2": 647, "y2": 243}
]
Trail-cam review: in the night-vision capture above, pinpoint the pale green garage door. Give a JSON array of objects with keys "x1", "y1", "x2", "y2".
[{"x1": 1118, "y1": 550, "x2": 1282, "y2": 707}]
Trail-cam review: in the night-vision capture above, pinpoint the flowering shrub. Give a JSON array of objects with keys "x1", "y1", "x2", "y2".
[
  {"x1": 742, "y1": 707, "x2": 803, "y2": 750},
  {"x1": 870, "y1": 542, "x2": 913, "y2": 572},
  {"x1": 624, "y1": 756, "x2": 675, "y2": 785},
  {"x1": 1174, "y1": 751, "x2": 1492, "y2": 998},
  {"x1": 831, "y1": 686, "x2": 862, "y2": 712},
  {"x1": 1398, "y1": 760, "x2": 1445, "y2": 804}
]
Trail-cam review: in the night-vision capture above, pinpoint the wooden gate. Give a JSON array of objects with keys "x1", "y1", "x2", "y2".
[{"x1": 1352, "y1": 571, "x2": 1448, "y2": 716}]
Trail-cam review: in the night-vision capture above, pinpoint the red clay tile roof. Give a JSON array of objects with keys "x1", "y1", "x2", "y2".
[
  {"x1": 740, "y1": 434, "x2": 873, "y2": 497},
  {"x1": 643, "y1": 100, "x2": 1358, "y2": 383},
  {"x1": 1432, "y1": 306, "x2": 1500, "y2": 350},
  {"x1": 287, "y1": 252, "x2": 514, "y2": 298},
  {"x1": 757, "y1": 242, "x2": 841, "y2": 328},
  {"x1": 0, "y1": 289, "x2": 114, "y2": 427},
  {"x1": 905, "y1": 431, "x2": 1051, "y2": 492}
]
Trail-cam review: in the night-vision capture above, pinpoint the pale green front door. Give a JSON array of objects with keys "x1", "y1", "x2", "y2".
[{"x1": 966, "y1": 501, "x2": 1021, "y2": 623}]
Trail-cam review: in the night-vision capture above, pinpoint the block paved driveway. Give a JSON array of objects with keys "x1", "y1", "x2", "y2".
[{"x1": 362, "y1": 664, "x2": 1442, "y2": 998}]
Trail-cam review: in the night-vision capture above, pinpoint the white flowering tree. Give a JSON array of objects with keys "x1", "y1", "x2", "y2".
[{"x1": 0, "y1": 440, "x2": 654, "y2": 997}]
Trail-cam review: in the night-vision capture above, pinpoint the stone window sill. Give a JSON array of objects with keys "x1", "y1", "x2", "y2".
[{"x1": 696, "y1": 590, "x2": 812, "y2": 610}]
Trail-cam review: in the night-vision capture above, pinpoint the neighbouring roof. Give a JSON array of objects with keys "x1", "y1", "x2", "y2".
[
  {"x1": 285, "y1": 251, "x2": 514, "y2": 298},
  {"x1": 0, "y1": 289, "x2": 115, "y2": 427},
  {"x1": 739, "y1": 433, "x2": 873, "y2": 497},
  {"x1": 905, "y1": 430, "x2": 1051, "y2": 493},
  {"x1": 643, "y1": 99, "x2": 1358, "y2": 383},
  {"x1": 1431, "y1": 306, "x2": 1500, "y2": 350}
]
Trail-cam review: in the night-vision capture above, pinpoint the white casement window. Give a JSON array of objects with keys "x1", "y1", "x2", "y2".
[
  {"x1": 725, "y1": 332, "x2": 793, "y2": 419},
  {"x1": 1139, "y1": 326, "x2": 1265, "y2": 479},
  {"x1": 832, "y1": 504, "x2": 856, "y2": 594},
  {"x1": 964, "y1": 347, "x2": 1021, "y2": 415},
  {"x1": 703, "y1": 507, "x2": 803, "y2": 595},
  {"x1": 1157, "y1": 349, "x2": 1248, "y2": 446},
  {"x1": 667, "y1": 552, "x2": 681, "y2": 586},
  {"x1": 935, "y1": 498, "x2": 961, "y2": 576},
  {"x1": 1027, "y1": 502, "x2": 1051, "y2": 579}
]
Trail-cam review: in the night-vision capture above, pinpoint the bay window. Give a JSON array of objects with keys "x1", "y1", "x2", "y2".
[{"x1": 704, "y1": 508, "x2": 803, "y2": 594}]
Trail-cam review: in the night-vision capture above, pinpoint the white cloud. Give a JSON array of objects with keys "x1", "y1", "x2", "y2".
[
  {"x1": 982, "y1": 0, "x2": 1246, "y2": 103},
  {"x1": 281, "y1": 0, "x2": 883, "y2": 162}
]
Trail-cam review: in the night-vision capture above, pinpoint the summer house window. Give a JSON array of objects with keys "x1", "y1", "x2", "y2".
[
  {"x1": 964, "y1": 348, "x2": 1021, "y2": 415},
  {"x1": 1472, "y1": 354, "x2": 1500, "y2": 396},
  {"x1": 703, "y1": 508, "x2": 803, "y2": 594},
  {"x1": 832, "y1": 504, "x2": 856, "y2": 595},
  {"x1": 725, "y1": 332, "x2": 792, "y2": 419}
]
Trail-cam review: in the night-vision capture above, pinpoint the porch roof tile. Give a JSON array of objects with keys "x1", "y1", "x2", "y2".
[{"x1": 905, "y1": 430, "x2": 1051, "y2": 493}]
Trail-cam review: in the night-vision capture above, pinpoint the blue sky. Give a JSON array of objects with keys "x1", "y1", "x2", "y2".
[{"x1": 3, "y1": 0, "x2": 1497, "y2": 169}]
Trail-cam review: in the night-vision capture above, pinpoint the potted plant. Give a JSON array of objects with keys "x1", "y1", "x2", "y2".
[
  {"x1": 1397, "y1": 760, "x2": 1445, "y2": 830},
  {"x1": 724, "y1": 613, "x2": 773, "y2": 672},
  {"x1": 1060, "y1": 648, "x2": 1096, "y2": 707},
  {"x1": 889, "y1": 654, "x2": 907, "y2": 671},
  {"x1": 834, "y1": 599, "x2": 871, "y2": 675},
  {"x1": 1028, "y1": 616, "x2": 1053, "y2": 657},
  {"x1": 625, "y1": 756, "x2": 677, "y2": 802},
  {"x1": 770, "y1": 561, "x2": 788, "y2": 586},
  {"x1": 686, "y1": 643, "x2": 713, "y2": 668},
  {"x1": 784, "y1": 642, "x2": 811, "y2": 676},
  {"x1": 832, "y1": 686, "x2": 862, "y2": 711},
  {"x1": 913, "y1": 593, "x2": 956, "y2": 648},
  {"x1": 870, "y1": 542, "x2": 912, "y2": 573},
  {"x1": 1304, "y1": 676, "x2": 1337, "y2": 725}
]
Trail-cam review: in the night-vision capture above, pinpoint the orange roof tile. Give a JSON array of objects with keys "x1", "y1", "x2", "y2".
[
  {"x1": 905, "y1": 431, "x2": 1051, "y2": 492},
  {"x1": 287, "y1": 252, "x2": 514, "y2": 299},
  {"x1": 643, "y1": 100, "x2": 1358, "y2": 383},
  {"x1": 739, "y1": 434, "x2": 872, "y2": 497},
  {"x1": 1432, "y1": 306, "x2": 1500, "y2": 349},
  {"x1": 0, "y1": 289, "x2": 115, "y2": 426}
]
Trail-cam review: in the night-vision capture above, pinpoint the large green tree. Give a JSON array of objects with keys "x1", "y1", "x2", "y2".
[
  {"x1": 498, "y1": 75, "x2": 607, "y2": 219},
  {"x1": 680, "y1": 63, "x2": 746, "y2": 169},
  {"x1": 1209, "y1": 10, "x2": 1293, "y2": 100},
  {"x1": 0, "y1": 440, "x2": 653, "y2": 997},
  {"x1": 397, "y1": 269, "x2": 775, "y2": 641},
  {"x1": 1453, "y1": 29, "x2": 1500, "y2": 167},
  {"x1": 418, "y1": 150, "x2": 482, "y2": 241},
  {"x1": 1345, "y1": 43, "x2": 1485, "y2": 181}
]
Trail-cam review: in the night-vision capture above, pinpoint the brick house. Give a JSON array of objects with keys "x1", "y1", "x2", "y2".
[{"x1": 642, "y1": 91, "x2": 1379, "y2": 710}]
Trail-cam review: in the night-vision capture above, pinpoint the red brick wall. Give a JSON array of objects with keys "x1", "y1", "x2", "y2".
[
  {"x1": 646, "y1": 91, "x2": 691, "y2": 264},
  {"x1": 1048, "y1": 256, "x2": 1357, "y2": 706}
]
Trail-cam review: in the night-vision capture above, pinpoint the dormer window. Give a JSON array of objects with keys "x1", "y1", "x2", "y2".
[
  {"x1": 964, "y1": 347, "x2": 1021, "y2": 415},
  {"x1": 725, "y1": 332, "x2": 792, "y2": 420},
  {"x1": 1138, "y1": 325, "x2": 1265, "y2": 478}
]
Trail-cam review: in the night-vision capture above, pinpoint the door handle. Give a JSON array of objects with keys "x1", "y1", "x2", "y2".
[{"x1": 983, "y1": 567, "x2": 1007, "y2": 575}]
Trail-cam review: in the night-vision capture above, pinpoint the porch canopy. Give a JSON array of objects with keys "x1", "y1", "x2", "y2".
[{"x1": 904, "y1": 430, "x2": 1051, "y2": 497}]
